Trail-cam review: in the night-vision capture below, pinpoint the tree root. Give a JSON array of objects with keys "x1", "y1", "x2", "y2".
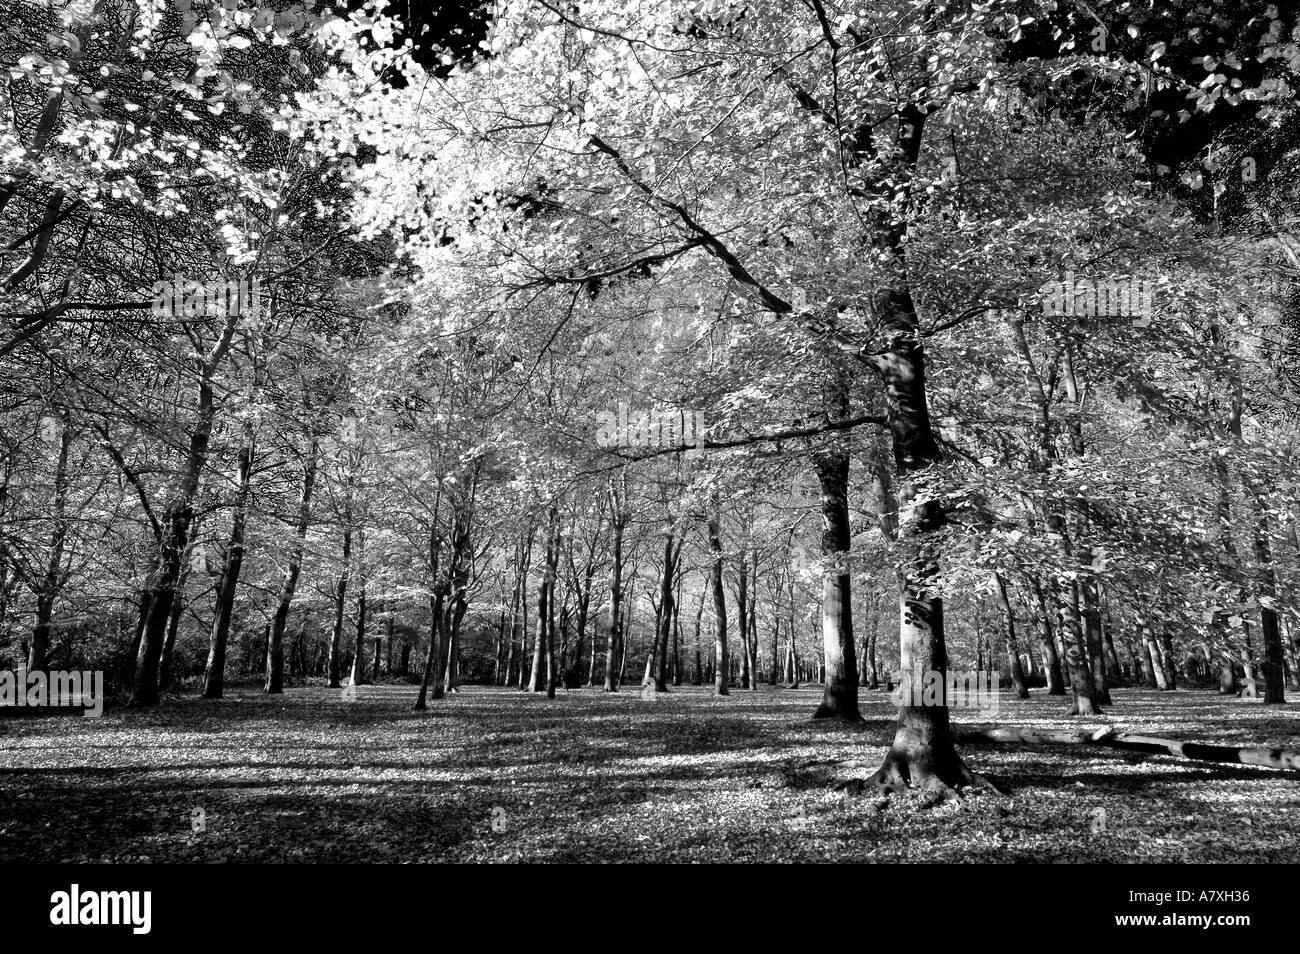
[
  {"x1": 810, "y1": 704, "x2": 866, "y2": 724},
  {"x1": 1066, "y1": 696, "x2": 1103, "y2": 716},
  {"x1": 867, "y1": 750, "x2": 1006, "y2": 803},
  {"x1": 806, "y1": 749, "x2": 1005, "y2": 806}
]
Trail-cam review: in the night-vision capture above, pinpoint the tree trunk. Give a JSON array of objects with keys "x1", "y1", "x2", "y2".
[
  {"x1": 603, "y1": 495, "x2": 627, "y2": 692},
  {"x1": 415, "y1": 590, "x2": 447, "y2": 709},
  {"x1": 327, "y1": 520, "x2": 352, "y2": 690},
  {"x1": 994, "y1": 574, "x2": 1030, "y2": 699},
  {"x1": 529, "y1": 509, "x2": 557, "y2": 694},
  {"x1": 811, "y1": 449, "x2": 860, "y2": 721},
  {"x1": 691, "y1": 584, "x2": 705, "y2": 686},
  {"x1": 1249, "y1": 496, "x2": 1287, "y2": 704},
  {"x1": 747, "y1": 552, "x2": 759, "y2": 691},
  {"x1": 266, "y1": 441, "x2": 317, "y2": 693},
  {"x1": 1142, "y1": 623, "x2": 1168, "y2": 690},
  {"x1": 1080, "y1": 570, "x2": 1111, "y2": 705},
  {"x1": 861, "y1": 108, "x2": 994, "y2": 796},
  {"x1": 787, "y1": 570, "x2": 800, "y2": 689},
  {"x1": 203, "y1": 440, "x2": 253, "y2": 699},
  {"x1": 351, "y1": 584, "x2": 369, "y2": 688},
  {"x1": 652, "y1": 531, "x2": 678, "y2": 692},
  {"x1": 707, "y1": 515, "x2": 729, "y2": 696},
  {"x1": 446, "y1": 591, "x2": 467, "y2": 694},
  {"x1": 1101, "y1": 616, "x2": 1124, "y2": 688},
  {"x1": 158, "y1": 568, "x2": 186, "y2": 692},
  {"x1": 131, "y1": 310, "x2": 238, "y2": 706},
  {"x1": 28, "y1": 406, "x2": 72, "y2": 672},
  {"x1": 414, "y1": 489, "x2": 446, "y2": 709},
  {"x1": 1048, "y1": 518, "x2": 1103, "y2": 716}
]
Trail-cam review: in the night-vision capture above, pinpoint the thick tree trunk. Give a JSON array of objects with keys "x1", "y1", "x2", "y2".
[
  {"x1": 1249, "y1": 497, "x2": 1287, "y2": 704},
  {"x1": 812, "y1": 450, "x2": 860, "y2": 721},
  {"x1": 860, "y1": 108, "x2": 995, "y2": 797}
]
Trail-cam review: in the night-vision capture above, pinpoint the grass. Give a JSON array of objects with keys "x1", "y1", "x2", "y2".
[{"x1": 1, "y1": 682, "x2": 1297, "y2": 862}]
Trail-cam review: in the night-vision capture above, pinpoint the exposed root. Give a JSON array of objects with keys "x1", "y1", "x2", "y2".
[
  {"x1": 1066, "y1": 695, "x2": 1104, "y2": 717},
  {"x1": 811, "y1": 746, "x2": 1007, "y2": 808},
  {"x1": 810, "y1": 705, "x2": 866, "y2": 724}
]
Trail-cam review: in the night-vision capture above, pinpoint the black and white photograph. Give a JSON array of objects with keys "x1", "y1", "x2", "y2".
[{"x1": 0, "y1": 0, "x2": 1297, "y2": 899}]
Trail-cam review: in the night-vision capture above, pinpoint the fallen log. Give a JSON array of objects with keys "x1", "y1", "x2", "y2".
[{"x1": 957, "y1": 727, "x2": 1300, "y2": 772}]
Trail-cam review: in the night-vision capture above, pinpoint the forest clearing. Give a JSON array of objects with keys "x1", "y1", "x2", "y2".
[{"x1": 3, "y1": 683, "x2": 1297, "y2": 863}]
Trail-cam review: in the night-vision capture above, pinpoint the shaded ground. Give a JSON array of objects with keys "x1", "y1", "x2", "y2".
[{"x1": 1, "y1": 683, "x2": 1297, "y2": 862}]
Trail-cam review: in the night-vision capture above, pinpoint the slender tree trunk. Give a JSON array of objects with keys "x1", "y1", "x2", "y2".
[
  {"x1": 1100, "y1": 606, "x2": 1124, "y2": 688},
  {"x1": 202, "y1": 438, "x2": 253, "y2": 700},
  {"x1": 995, "y1": 574, "x2": 1030, "y2": 699},
  {"x1": 327, "y1": 519, "x2": 352, "y2": 690},
  {"x1": 787, "y1": 570, "x2": 800, "y2": 689},
  {"x1": 1080, "y1": 569, "x2": 1111, "y2": 705},
  {"x1": 603, "y1": 502, "x2": 626, "y2": 692},
  {"x1": 266, "y1": 440, "x2": 317, "y2": 694},
  {"x1": 132, "y1": 311, "x2": 238, "y2": 706},
  {"x1": 446, "y1": 591, "x2": 467, "y2": 694},
  {"x1": 158, "y1": 568, "x2": 186, "y2": 692},
  {"x1": 747, "y1": 554, "x2": 759, "y2": 692},
  {"x1": 1048, "y1": 517, "x2": 1102, "y2": 715},
  {"x1": 28, "y1": 406, "x2": 72, "y2": 672},
  {"x1": 691, "y1": 584, "x2": 705, "y2": 686},
  {"x1": 672, "y1": 573, "x2": 682, "y2": 686},
  {"x1": 1141, "y1": 622, "x2": 1168, "y2": 690},
  {"x1": 414, "y1": 488, "x2": 445, "y2": 710},
  {"x1": 770, "y1": 608, "x2": 781, "y2": 687},
  {"x1": 1157, "y1": 629, "x2": 1178, "y2": 690},
  {"x1": 529, "y1": 510, "x2": 557, "y2": 694},
  {"x1": 350, "y1": 585, "x2": 368, "y2": 686},
  {"x1": 651, "y1": 531, "x2": 678, "y2": 692},
  {"x1": 516, "y1": 524, "x2": 534, "y2": 689},
  {"x1": 415, "y1": 589, "x2": 447, "y2": 709},
  {"x1": 707, "y1": 515, "x2": 729, "y2": 696}
]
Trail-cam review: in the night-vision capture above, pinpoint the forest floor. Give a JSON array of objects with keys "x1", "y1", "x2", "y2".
[{"x1": 1, "y1": 682, "x2": 1297, "y2": 862}]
